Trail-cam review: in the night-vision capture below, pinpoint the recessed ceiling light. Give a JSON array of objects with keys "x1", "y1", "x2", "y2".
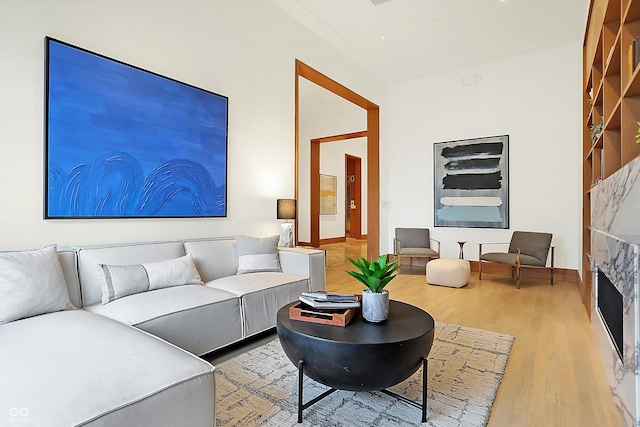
[{"x1": 381, "y1": 36, "x2": 386, "y2": 40}]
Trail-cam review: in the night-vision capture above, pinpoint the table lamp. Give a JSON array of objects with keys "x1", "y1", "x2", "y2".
[{"x1": 277, "y1": 199, "x2": 296, "y2": 247}]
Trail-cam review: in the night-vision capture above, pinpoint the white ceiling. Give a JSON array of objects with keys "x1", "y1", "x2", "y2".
[{"x1": 273, "y1": 0, "x2": 590, "y2": 83}]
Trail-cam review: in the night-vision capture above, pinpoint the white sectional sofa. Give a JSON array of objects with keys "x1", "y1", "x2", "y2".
[{"x1": 0, "y1": 237, "x2": 325, "y2": 426}]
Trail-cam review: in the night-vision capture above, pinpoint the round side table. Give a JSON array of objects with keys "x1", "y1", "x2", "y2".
[{"x1": 457, "y1": 241, "x2": 467, "y2": 259}]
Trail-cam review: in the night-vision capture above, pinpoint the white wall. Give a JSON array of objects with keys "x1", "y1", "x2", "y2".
[
  {"x1": 388, "y1": 44, "x2": 583, "y2": 269},
  {"x1": 0, "y1": 0, "x2": 583, "y2": 268},
  {"x1": 0, "y1": 0, "x2": 386, "y2": 250}
]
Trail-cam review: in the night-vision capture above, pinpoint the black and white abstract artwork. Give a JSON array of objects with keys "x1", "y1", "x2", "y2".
[{"x1": 434, "y1": 135, "x2": 509, "y2": 228}]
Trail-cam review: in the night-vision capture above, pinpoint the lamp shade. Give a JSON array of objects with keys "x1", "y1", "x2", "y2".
[{"x1": 277, "y1": 199, "x2": 296, "y2": 220}]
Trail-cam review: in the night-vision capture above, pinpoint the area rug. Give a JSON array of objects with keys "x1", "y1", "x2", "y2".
[{"x1": 214, "y1": 323, "x2": 514, "y2": 427}]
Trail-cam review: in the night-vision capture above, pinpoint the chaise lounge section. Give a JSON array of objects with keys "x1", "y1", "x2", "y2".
[{"x1": 1, "y1": 309, "x2": 216, "y2": 426}]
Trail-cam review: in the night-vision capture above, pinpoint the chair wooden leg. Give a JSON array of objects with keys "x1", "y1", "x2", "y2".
[{"x1": 479, "y1": 260, "x2": 483, "y2": 280}]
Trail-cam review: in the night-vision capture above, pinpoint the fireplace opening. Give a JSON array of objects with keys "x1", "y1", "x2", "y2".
[{"x1": 597, "y1": 268, "x2": 623, "y2": 360}]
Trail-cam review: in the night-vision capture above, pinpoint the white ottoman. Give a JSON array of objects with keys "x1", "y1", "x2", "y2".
[{"x1": 426, "y1": 258, "x2": 470, "y2": 288}]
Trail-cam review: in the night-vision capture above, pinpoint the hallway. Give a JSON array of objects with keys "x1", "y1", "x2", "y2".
[{"x1": 320, "y1": 238, "x2": 368, "y2": 267}]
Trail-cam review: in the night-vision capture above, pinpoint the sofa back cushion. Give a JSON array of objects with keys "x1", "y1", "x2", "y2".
[
  {"x1": 57, "y1": 248, "x2": 82, "y2": 308},
  {"x1": 0, "y1": 246, "x2": 75, "y2": 324},
  {"x1": 183, "y1": 238, "x2": 238, "y2": 282},
  {"x1": 77, "y1": 241, "x2": 185, "y2": 307}
]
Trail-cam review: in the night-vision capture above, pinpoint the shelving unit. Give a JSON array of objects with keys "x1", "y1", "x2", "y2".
[{"x1": 583, "y1": 0, "x2": 640, "y2": 315}]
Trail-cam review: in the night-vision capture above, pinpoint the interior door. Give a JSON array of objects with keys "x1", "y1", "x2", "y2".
[{"x1": 346, "y1": 154, "x2": 362, "y2": 239}]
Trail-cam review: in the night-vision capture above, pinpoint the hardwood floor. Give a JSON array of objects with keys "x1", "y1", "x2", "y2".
[{"x1": 322, "y1": 239, "x2": 622, "y2": 427}]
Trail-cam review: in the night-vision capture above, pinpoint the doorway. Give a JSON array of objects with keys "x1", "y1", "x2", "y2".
[
  {"x1": 295, "y1": 60, "x2": 380, "y2": 259},
  {"x1": 307, "y1": 132, "x2": 366, "y2": 247}
]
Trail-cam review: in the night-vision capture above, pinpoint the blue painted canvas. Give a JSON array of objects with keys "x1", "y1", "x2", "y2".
[
  {"x1": 45, "y1": 38, "x2": 228, "y2": 218},
  {"x1": 434, "y1": 136, "x2": 509, "y2": 228}
]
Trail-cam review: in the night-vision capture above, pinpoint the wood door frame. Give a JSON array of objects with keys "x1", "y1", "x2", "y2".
[
  {"x1": 308, "y1": 132, "x2": 366, "y2": 247},
  {"x1": 295, "y1": 59, "x2": 380, "y2": 258}
]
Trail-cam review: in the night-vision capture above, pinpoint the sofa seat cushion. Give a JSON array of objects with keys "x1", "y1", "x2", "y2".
[
  {"x1": 0, "y1": 310, "x2": 215, "y2": 427},
  {"x1": 87, "y1": 285, "x2": 242, "y2": 356},
  {"x1": 207, "y1": 272, "x2": 306, "y2": 296},
  {"x1": 207, "y1": 272, "x2": 309, "y2": 337}
]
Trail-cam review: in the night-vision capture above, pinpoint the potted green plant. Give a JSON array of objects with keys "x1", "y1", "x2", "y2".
[
  {"x1": 635, "y1": 121, "x2": 640, "y2": 144},
  {"x1": 346, "y1": 255, "x2": 400, "y2": 322}
]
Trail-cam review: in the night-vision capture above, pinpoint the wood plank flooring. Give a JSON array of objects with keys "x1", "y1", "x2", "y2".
[{"x1": 323, "y1": 239, "x2": 622, "y2": 427}]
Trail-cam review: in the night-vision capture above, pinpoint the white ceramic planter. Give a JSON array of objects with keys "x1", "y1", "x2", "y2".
[{"x1": 361, "y1": 289, "x2": 389, "y2": 322}]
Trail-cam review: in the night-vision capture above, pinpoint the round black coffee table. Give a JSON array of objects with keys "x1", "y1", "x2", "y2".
[{"x1": 276, "y1": 300, "x2": 435, "y2": 422}]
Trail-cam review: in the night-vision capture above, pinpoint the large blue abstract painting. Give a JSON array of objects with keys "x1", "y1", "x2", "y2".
[
  {"x1": 434, "y1": 135, "x2": 509, "y2": 228},
  {"x1": 45, "y1": 38, "x2": 228, "y2": 218}
]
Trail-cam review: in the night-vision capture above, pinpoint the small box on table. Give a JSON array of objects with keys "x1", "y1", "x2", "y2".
[{"x1": 289, "y1": 298, "x2": 360, "y2": 327}]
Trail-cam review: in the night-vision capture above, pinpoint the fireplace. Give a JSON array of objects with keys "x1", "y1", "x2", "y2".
[
  {"x1": 589, "y1": 155, "x2": 640, "y2": 427},
  {"x1": 591, "y1": 231, "x2": 639, "y2": 427},
  {"x1": 596, "y1": 268, "x2": 623, "y2": 360}
]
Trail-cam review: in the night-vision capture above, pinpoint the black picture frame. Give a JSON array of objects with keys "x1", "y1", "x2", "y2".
[
  {"x1": 434, "y1": 135, "x2": 509, "y2": 228},
  {"x1": 45, "y1": 37, "x2": 228, "y2": 219}
]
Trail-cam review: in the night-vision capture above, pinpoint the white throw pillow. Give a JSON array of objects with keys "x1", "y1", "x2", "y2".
[
  {"x1": 97, "y1": 264, "x2": 149, "y2": 305},
  {"x1": 235, "y1": 235, "x2": 281, "y2": 275},
  {"x1": 143, "y1": 254, "x2": 203, "y2": 291},
  {"x1": 98, "y1": 254, "x2": 204, "y2": 304},
  {"x1": 0, "y1": 245, "x2": 75, "y2": 325}
]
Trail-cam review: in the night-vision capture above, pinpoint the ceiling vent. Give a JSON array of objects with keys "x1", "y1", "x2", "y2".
[{"x1": 371, "y1": 0, "x2": 392, "y2": 6}]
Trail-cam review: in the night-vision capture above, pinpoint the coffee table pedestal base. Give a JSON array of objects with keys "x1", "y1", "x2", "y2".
[{"x1": 296, "y1": 358, "x2": 428, "y2": 423}]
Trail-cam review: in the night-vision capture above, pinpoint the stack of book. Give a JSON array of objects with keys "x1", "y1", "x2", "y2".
[{"x1": 298, "y1": 291, "x2": 360, "y2": 310}]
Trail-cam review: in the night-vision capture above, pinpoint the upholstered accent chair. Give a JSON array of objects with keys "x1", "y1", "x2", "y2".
[
  {"x1": 479, "y1": 231, "x2": 554, "y2": 289},
  {"x1": 394, "y1": 228, "x2": 440, "y2": 267}
]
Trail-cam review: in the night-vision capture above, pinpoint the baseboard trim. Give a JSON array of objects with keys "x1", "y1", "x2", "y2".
[
  {"x1": 320, "y1": 237, "x2": 347, "y2": 245},
  {"x1": 296, "y1": 237, "x2": 347, "y2": 247},
  {"x1": 298, "y1": 236, "x2": 367, "y2": 248}
]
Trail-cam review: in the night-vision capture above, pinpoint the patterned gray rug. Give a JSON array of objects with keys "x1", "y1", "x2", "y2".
[{"x1": 215, "y1": 323, "x2": 514, "y2": 426}]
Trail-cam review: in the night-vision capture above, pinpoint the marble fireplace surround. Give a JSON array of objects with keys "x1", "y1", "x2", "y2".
[{"x1": 590, "y1": 155, "x2": 640, "y2": 427}]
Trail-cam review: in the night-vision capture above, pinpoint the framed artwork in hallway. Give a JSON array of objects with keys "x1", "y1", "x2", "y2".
[{"x1": 320, "y1": 174, "x2": 337, "y2": 215}]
